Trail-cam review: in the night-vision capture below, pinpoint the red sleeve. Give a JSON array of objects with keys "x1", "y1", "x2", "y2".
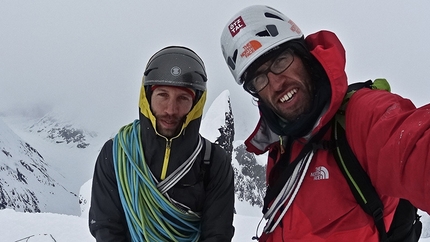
[{"x1": 345, "y1": 88, "x2": 430, "y2": 212}]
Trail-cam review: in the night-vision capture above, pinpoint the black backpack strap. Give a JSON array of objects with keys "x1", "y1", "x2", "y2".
[
  {"x1": 334, "y1": 80, "x2": 388, "y2": 240},
  {"x1": 332, "y1": 118, "x2": 388, "y2": 241},
  {"x1": 201, "y1": 137, "x2": 212, "y2": 189},
  {"x1": 347, "y1": 79, "x2": 373, "y2": 93}
]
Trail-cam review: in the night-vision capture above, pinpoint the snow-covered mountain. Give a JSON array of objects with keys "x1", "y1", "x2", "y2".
[
  {"x1": 1, "y1": 110, "x2": 108, "y2": 207},
  {"x1": 27, "y1": 110, "x2": 98, "y2": 149},
  {"x1": 0, "y1": 118, "x2": 79, "y2": 215},
  {"x1": 0, "y1": 107, "x2": 111, "y2": 216}
]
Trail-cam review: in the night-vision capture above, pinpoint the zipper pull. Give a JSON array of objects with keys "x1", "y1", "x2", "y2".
[{"x1": 279, "y1": 136, "x2": 285, "y2": 154}]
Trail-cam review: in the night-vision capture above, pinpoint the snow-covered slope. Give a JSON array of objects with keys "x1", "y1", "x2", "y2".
[
  {"x1": 26, "y1": 109, "x2": 98, "y2": 149},
  {"x1": 0, "y1": 118, "x2": 79, "y2": 215}
]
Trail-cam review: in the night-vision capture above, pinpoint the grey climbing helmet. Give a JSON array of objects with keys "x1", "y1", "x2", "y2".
[{"x1": 143, "y1": 46, "x2": 207, "y2": 91}]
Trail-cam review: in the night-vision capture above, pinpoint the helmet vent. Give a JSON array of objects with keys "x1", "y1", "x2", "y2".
[
  {"x1": 227, "y1": 49, "x2": 238, "y2": 70},
  {"x1": 264, "y1": 12, "x2": 284, "y2": 21},
  {"x1": 144, "y1": 67, "x2": 157, "y2": 76},
  {"x1": 256, "y1": 24, "x2": 279, "y2": 37}
]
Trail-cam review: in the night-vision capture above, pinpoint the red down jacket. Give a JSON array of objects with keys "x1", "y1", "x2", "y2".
[{"x1": 245, "y1": 30, "x2": 430, "y2": 241}]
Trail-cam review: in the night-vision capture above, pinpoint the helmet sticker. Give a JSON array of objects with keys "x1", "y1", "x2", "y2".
[
  {"x1": 171, "y1": 66, "x2": 181, "y2": 76},
  {"x1": 288, "y1": 19, "x2": 302, "y2": 34},
  {"x1": 240, "y1": 40, "x2": 262, "y2": 58},
  {"x1": 229, "y1": 16, "x2": 246, "y2": 37}
]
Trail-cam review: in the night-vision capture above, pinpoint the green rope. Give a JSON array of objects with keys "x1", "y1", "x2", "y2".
[{"x1": 113, "y1": 120, "x2": 201, "y2": 241}]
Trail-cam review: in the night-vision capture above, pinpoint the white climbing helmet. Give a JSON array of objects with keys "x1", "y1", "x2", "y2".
[{"x1": 220, "y1": 5, "x2": 304, "y2": 84}]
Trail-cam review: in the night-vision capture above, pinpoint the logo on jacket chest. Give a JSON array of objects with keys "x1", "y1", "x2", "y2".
[{"x1": 310, "y1": 166, "x2": 329, "y2": 180}]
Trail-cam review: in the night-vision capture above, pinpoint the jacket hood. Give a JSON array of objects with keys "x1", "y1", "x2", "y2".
[{"x1": 245, "y1": 30, "x2": 348, "y2": 154}]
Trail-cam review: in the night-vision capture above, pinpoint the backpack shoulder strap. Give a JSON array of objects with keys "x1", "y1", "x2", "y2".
[
  {"x1": 203, "y1": 138, "x2": 212, "y2": 164},
  {"x1": 333, "y1": 79, "x2": 389, "y2": 241},
  {"x1": 201, "y1": 137, "x2": 213, "y2": 189},
  {"x1": 332, "y1": 116, "x2": 387, "y2": 241}
]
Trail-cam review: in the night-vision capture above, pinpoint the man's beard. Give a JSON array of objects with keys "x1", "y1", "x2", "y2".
[{"x1": 155, "y1": 114, "x2": 185, "y2": 138}]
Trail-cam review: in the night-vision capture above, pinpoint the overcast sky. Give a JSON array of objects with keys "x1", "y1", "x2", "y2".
[{"x1": 2, "y1": 0, "x2": 430, "y2": 139}]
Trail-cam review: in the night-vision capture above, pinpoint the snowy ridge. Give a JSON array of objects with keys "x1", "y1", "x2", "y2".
[
  {"x1": 27, "y1": 109, "x2": 97, "y2": 149},
  {"x1": 0, "y1": 118, "x2": 79, "y2": 215}
]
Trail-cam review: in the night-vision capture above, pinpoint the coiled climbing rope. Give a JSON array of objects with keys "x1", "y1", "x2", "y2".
[{"x1": 113, "y1": 120, "x2": 201, "y2": 242}]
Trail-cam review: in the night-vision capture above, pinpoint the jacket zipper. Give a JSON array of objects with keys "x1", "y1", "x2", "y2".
[{"x1": 160, "y1": 139, "x2": 172, "y2": 180}]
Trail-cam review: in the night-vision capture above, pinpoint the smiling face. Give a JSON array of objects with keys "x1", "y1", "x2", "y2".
[
  {"x1": 150, "y1": 86, "x2": 194, "y2": 138},
  {"x1": 257, "y1": 53, "x2": 314, "y2": 122}
]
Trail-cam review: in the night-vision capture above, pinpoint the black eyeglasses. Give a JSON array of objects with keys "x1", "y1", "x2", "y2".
[{"x1": 244, "y1": 49, "x2": 295, "y2": 94}]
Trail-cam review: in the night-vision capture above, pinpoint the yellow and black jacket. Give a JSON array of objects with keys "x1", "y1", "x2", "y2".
[{"x1": 89, "y1": 87, "x2": 235, "y2": 241}]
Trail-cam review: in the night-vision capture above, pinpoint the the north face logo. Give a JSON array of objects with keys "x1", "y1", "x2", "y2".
[
  {"x1": 240, "y1": 40, "x2": 262, "y2": 58},
  {"x1": 310, "y1": 166, "x2": 329, "y2": 180}
]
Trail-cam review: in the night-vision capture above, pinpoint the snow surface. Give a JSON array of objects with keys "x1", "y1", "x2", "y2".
[
  {"x1": 1, "y1": 208, "x2": 429, "y2": 242},
  {"x1": 0, "y1": 204, "x2": 263, "y2": 242}
]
